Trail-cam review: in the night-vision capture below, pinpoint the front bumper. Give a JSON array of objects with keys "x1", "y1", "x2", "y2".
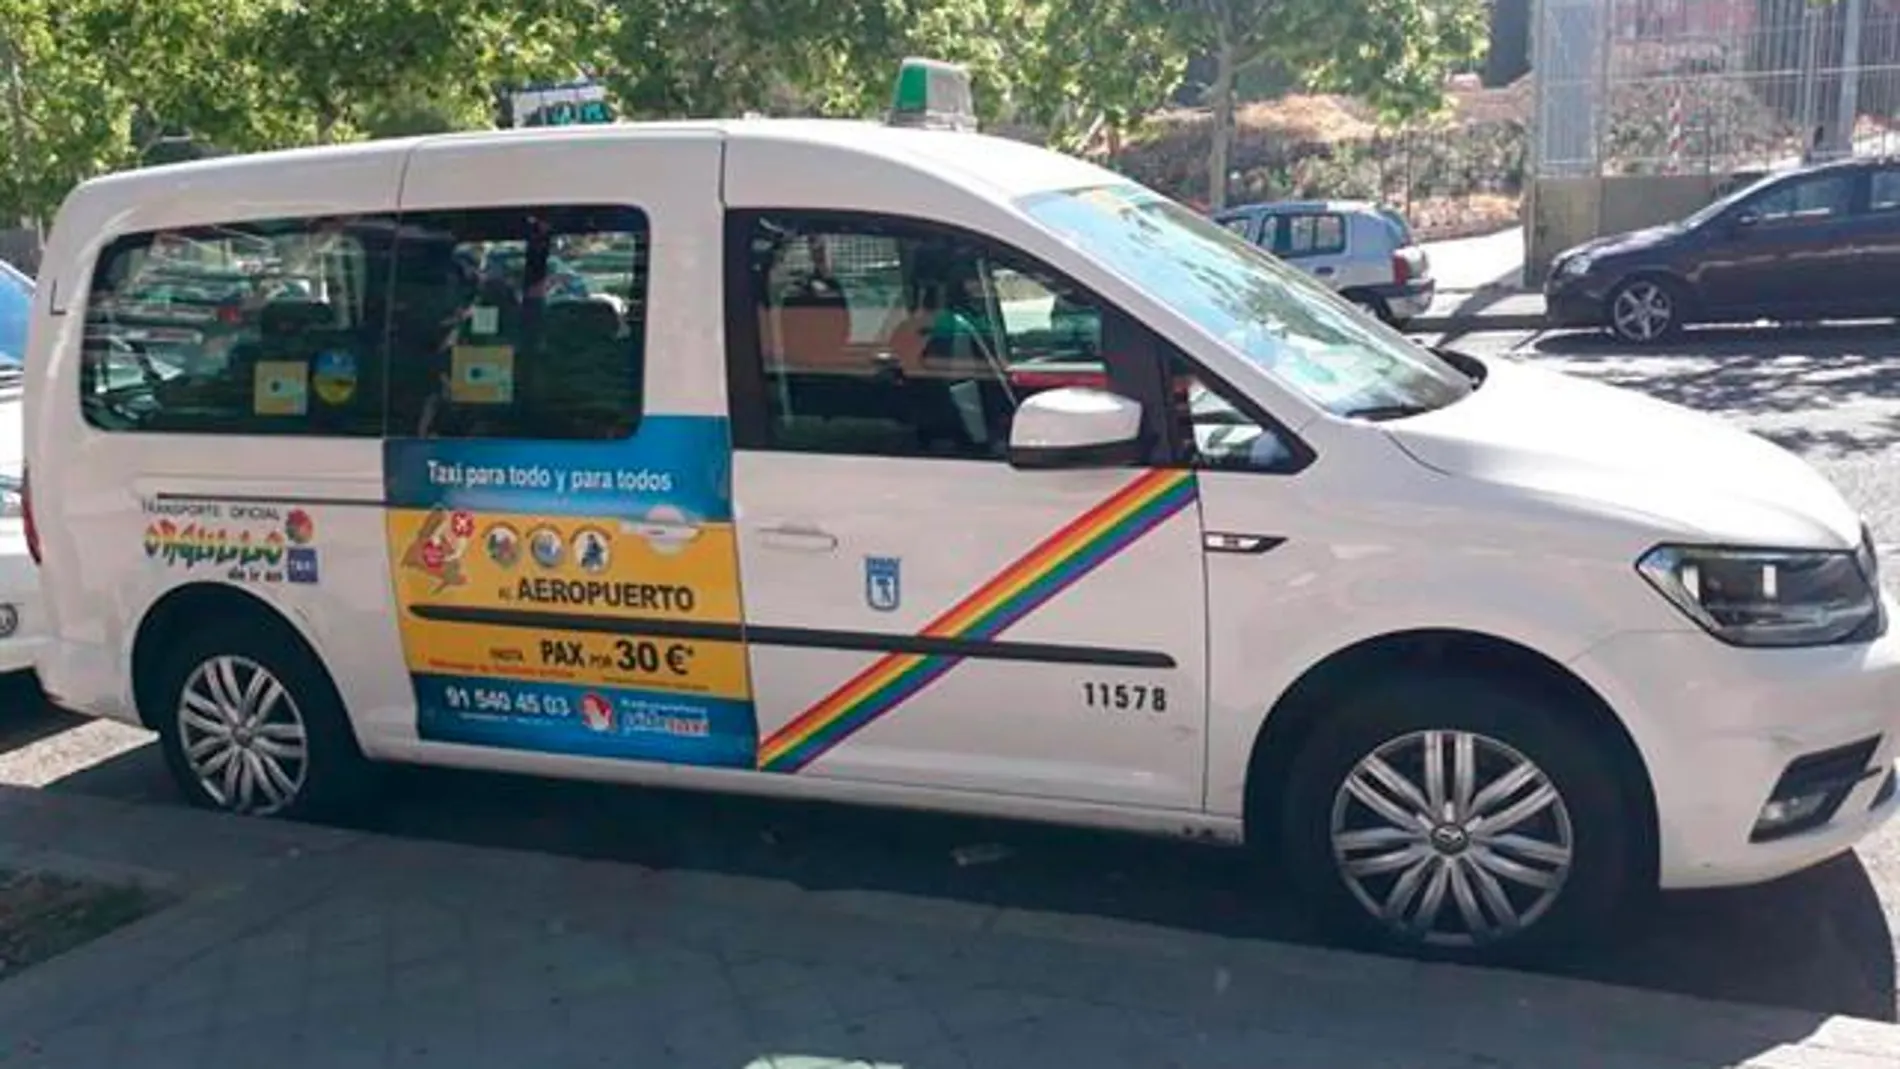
[
  {"x1": 1571, "y1": 620, "x2": 1900, "y2": 890},
  {"x1": 1543, "y1": 271, "x2": 1613, "y2": 329}
]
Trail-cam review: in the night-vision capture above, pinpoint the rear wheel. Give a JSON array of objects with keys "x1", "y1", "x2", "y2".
[
  {"x1": 1277, "y1": 673, "x2": 1644, "y2": 964},
  {"x1": 153, "y1": 618, "x2": 375, "y2": 820},
  {"x1": 1606, "y1": 276, "x2": 1685, "y2": 344}
]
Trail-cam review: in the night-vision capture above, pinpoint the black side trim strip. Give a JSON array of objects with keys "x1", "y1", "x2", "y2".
[
  {"x1": 410, "y1": 605, "x2": 1176, "y2": 669},
  {"x1": 152, "y1": 492, "x2": 385, "y2": 509}
]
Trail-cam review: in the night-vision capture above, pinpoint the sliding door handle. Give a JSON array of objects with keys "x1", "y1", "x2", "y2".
[{"x1": 759, "y1": 523, "x2": 839, "y2": 552}]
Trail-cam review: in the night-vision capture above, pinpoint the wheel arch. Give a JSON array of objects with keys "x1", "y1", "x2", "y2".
[
  {"x1": 1241, "y1": 627, "x2": 1659, "y2": 881},
  {"x1": 130, "y1": 582, "x2": 329, "y2": 732}
]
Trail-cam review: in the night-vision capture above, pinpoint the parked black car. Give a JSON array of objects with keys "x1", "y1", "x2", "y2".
[{"x1": 1544, "y1": 156, "x2": 1900, "y2": 344}]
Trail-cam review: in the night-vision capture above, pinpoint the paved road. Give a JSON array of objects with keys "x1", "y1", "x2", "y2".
[{"x1": 5, "y1": 321, "x2": 1900, "y2": 1024}]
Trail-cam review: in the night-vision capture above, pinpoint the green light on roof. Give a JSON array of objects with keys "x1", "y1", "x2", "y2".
[{"x1": 887, "y1": 57, "x2": 976, "y2": 131}]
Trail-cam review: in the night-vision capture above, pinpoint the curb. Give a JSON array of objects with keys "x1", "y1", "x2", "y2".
[{"x1": 1408, "y1": 312, "x2": 1549, "y2": 333}]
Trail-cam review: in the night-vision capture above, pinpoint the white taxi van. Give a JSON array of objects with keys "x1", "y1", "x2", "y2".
[{"x1": 23, "y1": 60, "x2": 1900, "y2": 961}]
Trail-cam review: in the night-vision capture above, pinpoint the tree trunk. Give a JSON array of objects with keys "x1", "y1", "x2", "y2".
[{"x1": 1208, "y1": 28, "x2": 1237, "y2": 211}]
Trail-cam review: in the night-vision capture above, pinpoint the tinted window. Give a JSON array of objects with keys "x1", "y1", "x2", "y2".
[
  {"x1": 737, "y1": 214, "x2": 1110, "y2": 460},
  {"x1": 1872, "y1": 171, "x2": 1900, "y2": 212},
  {"x1": 1271, "y1": 213, "x2": 1347, "y2": 257},
  {"x1": 1748, "y1": 173, "x2": 1853, "y2": 222},
  {"x1": 385, "y1": 205, "x2": 648, "y2": 440},
  {"x1": 81, "y1": 217, "x2": 394, "y2": 435},
  {"x1": 0, "y1": 263, "x2": 28, "y2": 368}
]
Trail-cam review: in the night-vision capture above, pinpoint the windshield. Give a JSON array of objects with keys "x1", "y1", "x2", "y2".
[
  {"x1": 1019, "y1": 184, "x2": 1471, "y2": 418},
  {"x1": 0, "y1": 263, "x2": 28, "y2": 369}
]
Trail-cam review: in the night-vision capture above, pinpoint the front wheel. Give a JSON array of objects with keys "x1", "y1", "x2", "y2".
[
  {"x1": 1278, "y1": 674, "x2": 1645, "y2": 964},
  {"x1": 1606, "y1": 277, "x2": 1685, "y2": 345},
  {"x1": 153, "y1": 619, "x2": 375, "y2": 820}
]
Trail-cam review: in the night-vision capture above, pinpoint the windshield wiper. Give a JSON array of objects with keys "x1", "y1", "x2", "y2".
[{"x1": 1342, "y1": 402, "x2": 1435, "y2": 421}]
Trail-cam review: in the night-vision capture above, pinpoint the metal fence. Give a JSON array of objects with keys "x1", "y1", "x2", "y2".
[{"x1": 1535, "y1": 0, "x2": 1900, "y2": 180}]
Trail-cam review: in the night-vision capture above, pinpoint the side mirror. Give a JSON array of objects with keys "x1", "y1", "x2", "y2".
[{"x1": 1007, "y1": 387, "x2": 1145, "y2": 470}]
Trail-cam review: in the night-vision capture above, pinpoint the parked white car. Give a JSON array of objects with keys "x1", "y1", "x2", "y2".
[
  {"x1": 1212, "y1": 200, "x2": 1436, "y2": 328},
  {"x1": 0, "y1": 260, "x2": 43, "y2": 676}
]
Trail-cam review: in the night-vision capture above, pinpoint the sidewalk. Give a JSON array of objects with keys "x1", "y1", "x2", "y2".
[
  {"x1": 3, "y1": 785, "x2": 1899, "y2": 1069},
  {"x1": 1411, "y1": 227, "x2": 1547, "y2": 334}
]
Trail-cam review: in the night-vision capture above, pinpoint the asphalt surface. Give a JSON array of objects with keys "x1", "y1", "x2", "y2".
[{"x1": 6, "y1": 321, "x2": 1900, "y2": 1022}]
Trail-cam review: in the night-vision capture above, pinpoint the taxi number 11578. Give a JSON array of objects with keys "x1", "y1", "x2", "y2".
[{"x1": 1082, "y1": 682, "x2": 1168, "y2": 713}]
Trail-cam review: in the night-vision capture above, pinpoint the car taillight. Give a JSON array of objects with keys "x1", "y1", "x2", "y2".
[
  {"x1": 1392, "y1": 252, "x2": 1411, "y2": 286},
  {"x1": 218, "y1": 305, "x2": 243, "y2": 325},
  {"x1": 22, "y1": 467, "x2": 39, "y2": 565}
]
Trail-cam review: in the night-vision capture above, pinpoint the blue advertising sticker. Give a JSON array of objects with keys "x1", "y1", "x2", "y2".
[
  {"x1": 384, "y1": 415, "x2": 734, "y2": 522},
  {"x1": 414, "y1": 674, "x2": 757, "y2": 768}
]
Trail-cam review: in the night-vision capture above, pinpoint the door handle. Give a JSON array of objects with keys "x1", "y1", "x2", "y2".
[
  {"x1": 1313, "y1": 266, "x2": 1335, "y2": 276},
  {"x1": 759, "y1": 523, "x2": 839, "y2": 552},
  {"x1": 1204, "y1": 532, "x2": 1285, "y2": 555}
]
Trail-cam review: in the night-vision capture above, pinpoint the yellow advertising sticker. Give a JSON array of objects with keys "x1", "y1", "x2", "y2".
[
  {"x1": 253, "y1": 360, "x2": 310, "y2": 416},
  {"x1": 395, "y1": 618, "x2": 751, "y2": 701},
  {"x1": 450, "y1": 345, "x2": 515, "y2": 404},
  {"x1": 387, "y1": 508, "x2": 742, "y2": 623}
]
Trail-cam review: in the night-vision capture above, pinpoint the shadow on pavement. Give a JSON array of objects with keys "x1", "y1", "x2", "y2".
[
  {"x1": 38, "y1": 715, "x2": 1900, "y2": 1023},
  {"x1": 0, "y1": 674, "x2": 87, "y2": 757},
  {"x1": 1527, "y1": 323, "x2": 1900, "y2": 458}
]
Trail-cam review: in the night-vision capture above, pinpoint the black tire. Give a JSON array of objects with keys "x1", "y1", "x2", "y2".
[
  {"x1": 1605, "y1": 275, "x2": 1686, "y2": 345},
  {"x1": 152, "y1": 616, "x2": 376, "y2": 821},
  {"x1": 1277, "y1": 673, "x2": 1645, "y2": 965}
]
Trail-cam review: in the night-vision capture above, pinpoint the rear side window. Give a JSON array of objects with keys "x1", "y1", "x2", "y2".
[
  {"x1": 1268, "y1": 213, "x2": 1347, "y2": 257},
  {"x1": 76, "y1": 204, "x2": 649, "y2": 441},
  {"x1": 384, "y1": 205, "x2": 648, "y2": 440},
  {"x1": 81, "y1": 218, "x2": 394, "y2": 435}
]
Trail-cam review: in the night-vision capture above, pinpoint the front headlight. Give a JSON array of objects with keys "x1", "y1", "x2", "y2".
[
  {"x1": 1637, "y1": 543, "x2": 1881, "y2": 647},
  {"x1": 1558, "y1": 253, "x2": 1595, "y2": 277}
]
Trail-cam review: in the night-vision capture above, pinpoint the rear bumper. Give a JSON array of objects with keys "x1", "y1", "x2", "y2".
[{"x1": 1367, "y1": 279, "x2": 1436, "y2": 321}]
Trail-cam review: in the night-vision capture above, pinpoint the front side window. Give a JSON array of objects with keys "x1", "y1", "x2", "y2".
[
  {"x1": 1166, "y1": 355, "x2": 1296, "y2": 472},
  {"x1": 385, "y1": 205, "x2": 648, "y2": 440},
  {"x1": 1020, "y1": 184, "x2": 1471, "y2": 419},
  {"x1": 1747, "y1": 173, "x2": 1853, "y2": 223},
  {"x1": 81, "y1": 217, "x2": 392, "y2": 435},
  {"x1": 737, "y1": 214, "x2": 1112, "y2": 460}
]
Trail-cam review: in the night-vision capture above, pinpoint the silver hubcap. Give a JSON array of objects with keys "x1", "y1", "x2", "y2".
[
  {"x1": 1329, "y1": 730, "x2": 1574, "y2": 948},
  {"x1": 177, "y1": 656, "x2": 308, "y2": 815},
  {"x1": 1612, "y1": 282, "x2": 1672, "y2": 341}
]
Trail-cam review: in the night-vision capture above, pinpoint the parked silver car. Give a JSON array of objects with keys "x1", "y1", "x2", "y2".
[{"x1": 1213, "y1": 200, "x2": 1435, "y2": 328}]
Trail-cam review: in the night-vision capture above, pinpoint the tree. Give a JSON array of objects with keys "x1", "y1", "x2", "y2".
[
  {"x1": 1012, "y1": 0, "x2": 1187, "y2": 154},
  {"x1": 0, "y1": 0, "x2": 141, "y2": 226},
  {"x1": 1162, "y1": 0, "x2": 1489, "y2": 210}
]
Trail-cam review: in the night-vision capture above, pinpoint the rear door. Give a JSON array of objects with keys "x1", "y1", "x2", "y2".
[
  {"x1": 376, "y1": 131, "x2": 758, "y2": 768},
  {"x1": 1271, "y1": 211, "x2": 1352, "y2": 290}
]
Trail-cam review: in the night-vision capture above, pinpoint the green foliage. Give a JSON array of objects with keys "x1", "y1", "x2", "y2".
[
  {"x1": 0, "y1": 0, "x2": 1487, "y2": 224},
  {"x1": 1158, "y1": 0, "x2": 1490, "y2": 206}
]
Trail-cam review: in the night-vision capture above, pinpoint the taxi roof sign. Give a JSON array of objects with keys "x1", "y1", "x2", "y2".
[{"x1": 888, "y1": 57, "x2": 977, "y2": 132}]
